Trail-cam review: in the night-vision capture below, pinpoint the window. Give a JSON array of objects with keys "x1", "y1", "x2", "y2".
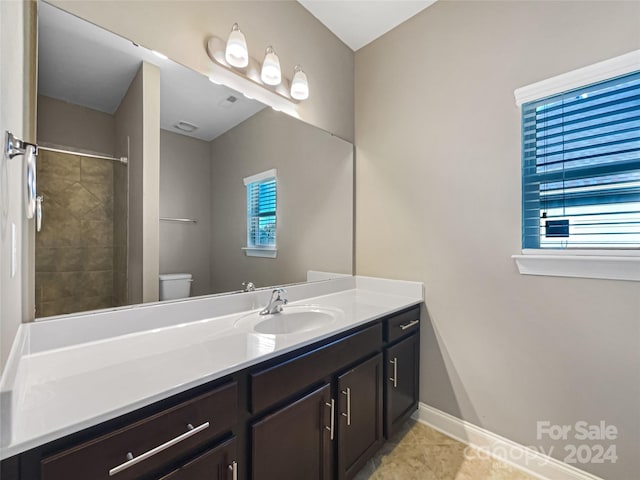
[
  {"x1": 243, "y1": 169, "x2": 277, "y2": 257},
  {"x1": 521, "y1": 71, "x2": 640, "y2": 250},
  {"x1": 512, "y1": 50, "x2": 640, "y2": 281}
]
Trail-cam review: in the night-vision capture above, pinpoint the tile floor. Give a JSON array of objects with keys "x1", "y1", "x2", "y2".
[{"x1": 354, "y1": 420, "x2": 540, "y2": 480}]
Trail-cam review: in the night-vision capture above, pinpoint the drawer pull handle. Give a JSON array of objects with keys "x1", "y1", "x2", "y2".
[
  {"x1": 341, "y1": 388, "x2": 351, "y2": 426},
  {"x1": 228, "y1": 460, "x2": 238, "y2": 480},
  {"x1": 389, "y1": 358, "x2": 398, "y2": 388},
  {"x1": 108, "y1": 422, "x2": 210, "y2": 476},
  {"x1": 399, "y1": 319, "x2": 419, "y2": 331},
  {"x1": 325, "y1": 399, "x2": 335, "y2": 440}
]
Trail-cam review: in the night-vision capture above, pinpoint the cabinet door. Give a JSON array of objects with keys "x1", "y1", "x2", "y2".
[
  {"x1": 160, "y1": 437, "x2": 237, "y2": 480},
  {"x1": 385, "y1": 333, "x2": 419, "y2": 438},
  {"x1": 337, "y1": 353, "x2": 383, "y2": 480},
  {"x1": 252, "y1": 383, "x2": 333, "y2": 480}
]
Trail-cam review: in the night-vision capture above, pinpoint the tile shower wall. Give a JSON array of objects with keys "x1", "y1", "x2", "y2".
[{"x1": 35, "y1": 150, "x2": 117, "y2": 316}]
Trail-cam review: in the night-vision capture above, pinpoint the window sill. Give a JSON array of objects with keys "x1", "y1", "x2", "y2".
[
  {"x1": 512, "y1": 250, "x2": 640, "y2": 282},
  {"x1": 243, "y1": 247, "x2": 277, "y2": 258}
]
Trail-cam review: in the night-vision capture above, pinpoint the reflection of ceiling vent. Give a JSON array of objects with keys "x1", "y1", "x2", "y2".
[
  {"x1": 218, "y1": 95, "x2": 239, "y2": 108},
  {"x1": 173, "y1": 121, "x2": 198, "y2": 133}
]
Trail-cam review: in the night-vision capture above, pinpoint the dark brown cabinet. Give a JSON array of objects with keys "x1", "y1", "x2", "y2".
[
  {"x1": 252, "y1": 383, "x2": 333, "y2": 480},
  {"x1": 337, "y1": 353, "x2": 383, "y2": 480},
  {"x1": 160, "y1": 437, "x2": 238, "y2": 480},
  {"x1": 252, "y1": 352, "x2": 384, "y2": 480},
  {"x1": 384, "y1": 333, "x2": 419, "y2": 438},
  {"x1": 5, "y1": 304, "x2": 421, "y2": 480},
  {"x1": 40, "y1": 382, "x2": 238, "y2": 480}
]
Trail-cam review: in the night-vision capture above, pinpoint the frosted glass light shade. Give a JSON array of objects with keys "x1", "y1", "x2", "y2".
[
  {"x1": 290, "y1": 65, "x2": 309, "y2": 100},
  {"x1": 225, "y1": 23, "x2": 248, "y2": 68},
  {"x1": 261, "y1": 46, "x2": 282, "y2": 86}
]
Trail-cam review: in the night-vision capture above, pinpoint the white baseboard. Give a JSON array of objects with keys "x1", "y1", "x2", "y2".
[{"x1": 413, "y1": 403, "x2": 604, "y2": 480}]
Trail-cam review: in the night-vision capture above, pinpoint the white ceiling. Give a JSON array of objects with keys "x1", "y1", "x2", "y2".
[
  {"x1": 298, "y1": 0, "x2": 437, "y2": 51},
  {"x1": 38, "y1": 2, "x2": 265, "y2": 142}
]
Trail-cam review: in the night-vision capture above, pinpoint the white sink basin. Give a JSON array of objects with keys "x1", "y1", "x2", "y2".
[{"x1": 236, "y1": 306, "x2": 340, "y2": 335}]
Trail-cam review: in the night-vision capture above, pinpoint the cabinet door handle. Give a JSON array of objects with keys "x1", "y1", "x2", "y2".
[
  {"x1": 228, "y1": 460, "x2": 238, "y2": 480},
  {"x1": 341, "y1": 387, "x2": 351, "y2": 426},
  {"x1": 389, "y1": 358, "x2": 398, "y2": 388},
  {"x1": 324, "y1": 399, "x2": 335, "y2": 440},
  {"x1": 108, "y1": 422, "x2": 210, "y2": 476},
  {"x1": 399, "y1": 319, "x2": 420, "y2": 331}
]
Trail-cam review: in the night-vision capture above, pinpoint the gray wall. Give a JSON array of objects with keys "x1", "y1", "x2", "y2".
[
  {"x1": 355, "y1": 1, "x2": 640, "y2": 479},
  {"x1": 115, "y1": 62, "x2": 160, "y2": 305},
  {"x1": 209, "y1": 109, "x2": 353, "y2": 293},
  {"x1": 49, "y1": 0, "x2": 355, "y2": 142},
  {"x1": 159, "y1": 130, "x2": 212, "y2": 297},
  {"x1": 36, "y1": 95, "x2": 115, "y2": 156}
]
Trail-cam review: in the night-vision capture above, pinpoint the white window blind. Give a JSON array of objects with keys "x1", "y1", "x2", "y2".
[
  {"x1": 521, "y1": 70, "x2": 640, "y2": 249},
  {"x1": 244, "y1": 170, "x2": 277, "y2": 251}
]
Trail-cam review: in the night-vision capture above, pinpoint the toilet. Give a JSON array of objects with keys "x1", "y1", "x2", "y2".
[{"x1": 159, "y1": 273, "x2": 193, "y2": 300}]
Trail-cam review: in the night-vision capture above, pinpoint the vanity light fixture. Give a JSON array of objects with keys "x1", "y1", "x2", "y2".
[
  {"x1": 261, "y1": 46, "x2": 282, "y2": 86},
  {"x1": 290, "y1": 65, "x2": 309, "y2": 100},
  {"x1": 206, "y1": 25, "x2": 310, "y2": 113},
  {"x1": 225, "y1": 23, "x2": 249, "y2": 68}
]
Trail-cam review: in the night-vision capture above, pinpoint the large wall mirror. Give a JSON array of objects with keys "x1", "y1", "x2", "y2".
[{"x1": 34, "y1": 2, "x2": 353, "y2": 319}]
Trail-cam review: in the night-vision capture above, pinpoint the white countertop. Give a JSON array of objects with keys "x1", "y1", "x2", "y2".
[{"x1": 0, "y1": 275, "x2": 423, "y2": 459}]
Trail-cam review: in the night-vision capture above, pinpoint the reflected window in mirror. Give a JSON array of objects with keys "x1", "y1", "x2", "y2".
[{"x1": 244, "y1": 169, "x2": 277, "y2": 258}]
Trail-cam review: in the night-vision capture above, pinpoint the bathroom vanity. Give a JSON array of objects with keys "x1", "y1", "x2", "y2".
[{"x1": 0, "y1": 276, "x2": 423, "y2": 480}]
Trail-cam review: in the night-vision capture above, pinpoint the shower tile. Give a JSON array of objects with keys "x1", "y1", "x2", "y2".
[
  {"x1": 83, "y1": 220, "x2": 113, "y2": 246},
  {"x1": 37, "y1": 177, "x2": 76, "y2": 203},
  {"x1": 77, "y1": 271, "x2": 113, "y2": 298},
  {"x1": 113, "y1": 272, "x2": 128, "y2": 305},
  {"x1": 37, "y1": 209, "x2": 86, "y2": 247},
  {"x1": 83, "y1": 178, "x2": 112, "y2": 203},
  {"x1": 53, "y1": 247, "x2": 85, "y2": 272},
  {"x1": 39, "y1": 296, "x2": 83, "y2": 317},
  {"x1": 38, "y1": 151, "x2": 81, "y2": 180},
  {"x1": 38, "y1": 299, "x2": 68, "y2": 318},
  {"x1": 35, "y1": 247, "x2": 56, "y2": 272},
  {"x1": 36, "y1": 149, "x2": 121, "y2": 316},
  {"x1": 77, "y1": 295, "x2": 114, "y2": 312},
  {"x1": 36, "y1": 272, "x2": 77, "y2": 302},
  {"x1": 113, "y1": 246, "x2": 127, "y2": 270},
  {"x1": 81, "y1": 157, "x2": 113, "y2": 184},
  {"x1": 113, "y1": 214, "x2": 127, "y2": 245},
  {"x1": 86, "y1": 203, "x2": 113, "y2": 223},
  {"x1": 86, "y1": 247, "x2": 114, "y2": 270},
  {"x1": 113, "y1": 187, "x2": 128, "y2": 212},
  {"x1": 57, "y1": 183, "x2": 102, "y2": 220}
]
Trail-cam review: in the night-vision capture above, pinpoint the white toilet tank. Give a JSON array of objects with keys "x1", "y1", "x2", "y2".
[{"x1": 159, "y1": 273, "x2": 193, "y2": 300}]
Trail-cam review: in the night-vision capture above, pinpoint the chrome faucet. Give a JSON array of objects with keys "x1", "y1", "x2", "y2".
[{"x1": 260, "y1": 288, "x2": 288, "y2": 315}]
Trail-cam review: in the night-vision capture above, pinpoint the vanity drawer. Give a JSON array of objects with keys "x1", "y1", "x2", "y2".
[
  {"x1": 384, "y1": 306, "x2": 420, "y2": 343},
  {"x1": 251, "y1": 323, "x2": 382, "y2": 413},
  {"x1": 41, "y1": 381, "x2": 238, "y2": 480}
]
